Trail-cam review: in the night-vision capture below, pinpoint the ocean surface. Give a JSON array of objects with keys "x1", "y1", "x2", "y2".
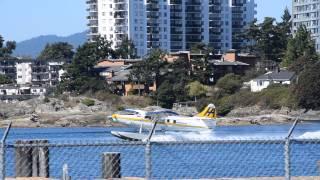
[{"x1": 2, "y1": 123, "x2": 320, "y2": 179}]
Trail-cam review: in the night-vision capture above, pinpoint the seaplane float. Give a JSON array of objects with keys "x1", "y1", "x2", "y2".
[{"x1": 109, "y1": 104, "x2": 217, "y2": 142}]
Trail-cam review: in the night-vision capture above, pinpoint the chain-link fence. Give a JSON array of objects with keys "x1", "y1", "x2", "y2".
[{"x1": 1, "y1": 125, "x2": 320, "y2": 179}]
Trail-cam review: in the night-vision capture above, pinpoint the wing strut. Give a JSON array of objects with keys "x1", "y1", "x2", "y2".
[{"x1": 146, "y1": 119, "x2": 158, "y2": 142}]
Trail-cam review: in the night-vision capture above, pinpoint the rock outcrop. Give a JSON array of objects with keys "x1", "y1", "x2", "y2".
[{"x1": 0, "y1": 96, "x2": 117, "y2": 128}]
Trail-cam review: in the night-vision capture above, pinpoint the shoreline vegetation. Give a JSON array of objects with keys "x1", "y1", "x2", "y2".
[{"x1": 1, "y1": 95, "x2": 319, "y2": 128}]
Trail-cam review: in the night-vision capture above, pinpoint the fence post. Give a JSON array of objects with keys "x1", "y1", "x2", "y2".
[
  {"x1": 145, "y1": 142, "x2": 152, "y2": 180},
  {"x1": 15, "y1": 140, "x2": 49, "y2": 178},
  {"x1": 0, "y1": 122, "x2": 11, "y2": 180},
  {"x1": 15, "y1": 140, "x2": 33, "y2": 177},
  {"x1": 145, "y1": 119, "x2": 158, "y2": 180},
  {"x1": 38, "y1": 140, "x2": 49, "y2": 177},
  {"x1": 284, "y1": 118, "x2": 299, "y2": 180},
  {"x1": 102, "y1": 152, "x2": 121, "y2": 179},
  {"x1": 62, "y1": 164, "x2": 71, "y2": 180},
  {"x1": 284, "y1": 137, "x2": 291, "y2": 180}
]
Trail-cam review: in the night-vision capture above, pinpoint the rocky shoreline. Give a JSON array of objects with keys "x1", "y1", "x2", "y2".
[{"x1": 0, "y1": 96, "x2": 319, "y2": 128}]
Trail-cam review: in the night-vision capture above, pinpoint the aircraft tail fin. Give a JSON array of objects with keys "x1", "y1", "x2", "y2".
[{"x1": 196, "y1": 104, "x2": 217, "y2": 118}]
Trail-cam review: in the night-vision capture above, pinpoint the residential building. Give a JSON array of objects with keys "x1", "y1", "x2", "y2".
[
  {"x1": 0, "y1": 85, "x2": 46, "y2": 96},
  {"x1": 95, "y1": 61, "x2": 156, "y2": 96},
  {"x1": 250, "y1": 70, "x2": 296, "y2": 92},
  {"x1": 292, "y1": 0, "x2": 320, "y2": 51},
  {"x1": 16, "y1": 61, "x2": 32, "y2": 85},
  {"x1": 87, "y1": 0, "x2": 256, "y2": 57},
  {"x1": 0, "y1": 58, "x2": 16, "y2": 80},
  {"x1": 0, "y1": 58, "x2": 67, "y2": 87}
]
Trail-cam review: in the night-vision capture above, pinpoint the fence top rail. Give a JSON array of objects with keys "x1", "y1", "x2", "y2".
[{"x1": 5, "y1": 138, "x2": 320, "y2": 148}]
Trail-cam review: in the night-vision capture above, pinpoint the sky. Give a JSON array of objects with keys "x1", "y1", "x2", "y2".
[{"x1": 0, "y1": 0, "x2": 291, "y2": 42}]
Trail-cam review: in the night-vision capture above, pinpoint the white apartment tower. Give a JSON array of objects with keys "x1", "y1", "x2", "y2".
[
  {"x1": 292, "y1": 0, "x2": 320, "y2": 51},
  {"x1": 87, "y1": 0, "x2": 256, "y2": 57}
]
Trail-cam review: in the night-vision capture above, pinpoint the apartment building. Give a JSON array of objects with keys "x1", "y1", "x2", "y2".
[
  {"x1": 87, "y1": 0, "x2": 256, "y2": 57},
  {"x1": 0, "y1": 58, "x2": 66, "y2": 86},
  {"x1": 0, "y1": 58, "x2": 16, "y2": 80},
  {"x1": 292, "y1": 0, "x2": 320, "y2": 51}
]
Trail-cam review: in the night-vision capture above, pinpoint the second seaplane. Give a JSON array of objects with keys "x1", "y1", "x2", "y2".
[{"x1": 110, "y1": 104, "x2": 217, "y2": 142}]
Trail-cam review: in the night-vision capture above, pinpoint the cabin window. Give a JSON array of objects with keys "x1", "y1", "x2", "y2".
[
  {"x1": 166, "y1": 119, "x2": 170, "y2": 123},
  {"x1": 145, "y1": 116, "x2": 151, "y2": 119},
  {"x1": 173, "y1": 120, "x2": 176, "y2": 124}
]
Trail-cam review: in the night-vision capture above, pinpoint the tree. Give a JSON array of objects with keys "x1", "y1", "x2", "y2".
[
  {"x1": 283, "y1": 25, "x2": 318, "y2": 73},
  {"x1": 115, "y1": 37, "x2": 137, "y2": 59},
  {"x1": 155, "y1": 80, "x2": 176, "y2": 108},
  {"x1": 0, "y1": 35, "x2": 16, "y2": 57},
  {"x1": 275, "y1": 7, "x2": 292, "y2": 60},
  {"x1": 241, "y1": 12, "x2": 291, "y2": 62},
  {"x1": 130, "y1": 49, "x2": 166, "y2": 94},
  {"x1": 241, "y1": 19, "x2": 260, "y2": 53},
  {"x1": 59, "y1": 37, "x2": 114, "y2": 94},
  {"x1": 294, "y1": 61, "x2": 320, "y2": 110},
  {"x1": 0, "y1": 74, "x2": 12, "y2": 84},
  {"x1": 186, "y1": 81, "x2": 208, "y2": 102},
  {"x1": 152, "y1": 57, "x2": 192, "y2": 105},
  {"x1": 216, "y1": 74, "x2": 242, "y2": 94},
  {"x1": 38, "y1": 42, "x2": 74, "y2": 60},
  {"x1": 190, "y1": 43, "x2": 214, "y2": 85},
  {"x1": 95, "y1": 36, "x2": 115, "y2": 59}
]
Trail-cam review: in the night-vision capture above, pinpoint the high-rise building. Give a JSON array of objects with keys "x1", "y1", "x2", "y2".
[
  {"x1": 87, "y1": 0, "x2": 256, "y2": 57},
  {"x1": 292, "y1": 0, "x2": 320, "y2": 51}
]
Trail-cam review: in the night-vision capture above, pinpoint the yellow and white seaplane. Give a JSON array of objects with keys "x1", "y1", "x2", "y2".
[{"x1": 110, "y1": 104, "x2": 217, "y2": 142}]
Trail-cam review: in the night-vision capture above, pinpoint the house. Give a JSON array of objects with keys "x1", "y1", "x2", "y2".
[
  {"x1": 209, "y1": 60, "x2": 250, "y2": 82},
  {"x1": 250, "y1": 70, "x2": 296, "y2": 92},
  {"x1": 95, "y1": 59, "x2": 156, "y2": 96}
]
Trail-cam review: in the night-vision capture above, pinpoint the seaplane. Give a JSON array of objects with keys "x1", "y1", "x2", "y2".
[{"x1": 110, "y1": 104, "x2": 217, "y2": 142}]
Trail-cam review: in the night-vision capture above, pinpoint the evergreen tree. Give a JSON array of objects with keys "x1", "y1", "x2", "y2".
[
  {"x1": 295, "y1": 61, "x2": 320, "y2": 110},
  {"x1": 59, "y1": 37, "x2": 114, "y2": 94},
  {"x1": 0, "y1": 74, "x2": 12, "y2": 84},
  {"x1": 115, "y1": 36, "x2": 137, "y2": 59},
  {"x1": 283, "y1": 25, "x2": 318, "y2": 73},
  {"x1": 38, "y1": 42, "x2": 74, "y2": 60},
  {"x1": 241, "y1": 9, "x2": 292, "y2": 62},
  {"x1": 0, "y1": 35, "x2": 16, "y2": 57}
]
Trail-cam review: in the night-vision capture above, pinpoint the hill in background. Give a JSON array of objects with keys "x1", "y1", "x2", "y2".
[{"x1": 13, "y1": 31, "x2": 87, "y2": 58}]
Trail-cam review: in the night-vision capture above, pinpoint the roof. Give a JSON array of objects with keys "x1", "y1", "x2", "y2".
[
  {"x1": 103, "y1": 65, "x2": 132, "y2": 73},
  {"x1": 209, "y1": 60, "x2": 249, "y2": 66},
  {"x1": 110, "y1": 69, "x2": 131, "y2": 82},
  {"x1": 254, "y1": 70, "x2": 295, "y2": 81}
]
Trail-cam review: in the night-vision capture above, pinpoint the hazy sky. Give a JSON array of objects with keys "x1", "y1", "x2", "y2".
[{"x1": 0, "y1": 0, "x2": 291, "y2": 42}]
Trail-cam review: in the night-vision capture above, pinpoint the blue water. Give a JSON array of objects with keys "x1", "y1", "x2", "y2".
[{"x1": 2, "y1": 124, "x2": 320, "y2": 179}]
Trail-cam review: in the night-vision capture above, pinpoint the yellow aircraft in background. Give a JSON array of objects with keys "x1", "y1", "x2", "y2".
[{"x1": 110, "y1": 104, "x2": 217, "y2": 141}]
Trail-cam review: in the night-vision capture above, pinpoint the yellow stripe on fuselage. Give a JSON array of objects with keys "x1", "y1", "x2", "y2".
[{"x1": 115, "y1": 115, "x2": 209, "y2": 129}]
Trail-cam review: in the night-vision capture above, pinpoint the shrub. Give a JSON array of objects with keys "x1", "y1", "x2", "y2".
[
  {"x1": 258, "y1": 84, "x2": 293, "y2": 109},
  {"x1": 60, "y1": 94, "x2": 70, "y2": 102},
  {"x1": 216, "y1": 96, "x2": 234, "y2": 116},
  {"x1": 122, "y1": 96, "x2": 152, "y2": 108},
  {"x1": 82, "y1": 98, "x2": 95, "y2": 107},
  {"x1": 195, "y1": 98, "x2": 212, "y2": 112},
  {"x1": 216, "y1": 73, "x2": 243, "y2": 94},
  {"x1": 43, "y1": 97, "x2": 50, "y2": 103},
  {"x1": 116, "y1": 105, "x2": 125, "y2": 111}
]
